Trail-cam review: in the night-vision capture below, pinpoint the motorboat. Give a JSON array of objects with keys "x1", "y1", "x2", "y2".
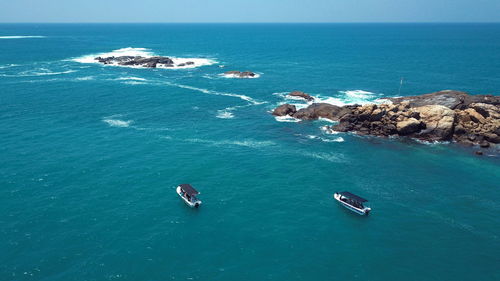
[
  {"x1": 334, "y1": 191, "x2": 371, "y2": 215},
  {"x1": 176, "y1": 184, "x2": 202, "y2": 208}
]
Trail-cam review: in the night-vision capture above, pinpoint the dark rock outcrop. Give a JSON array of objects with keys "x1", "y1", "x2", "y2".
[
  {"x1": 94, "y1": 56, "x2": 175, "y2": 68},
  {"x1": 224, "y1": 71, "x2": 257, "y2": 78},
  {"x1": 288, "y1": 91, "x2": 314, "y2": 102},
  {"x1": 273, "y1": 104, "x2": 297, "y2": 116},
  {"x1": 292, "y1": 103, "x2": 351, "y2": 120},
  {"x1": 271, "y1": 90, "x2": 500, "y2": 148}
]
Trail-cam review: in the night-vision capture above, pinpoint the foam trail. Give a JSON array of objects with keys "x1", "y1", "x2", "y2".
[
  {"x1": 75, "y1": 76, "x2": 94, "y2": 81},
  {"x1": 164, "y1": 82, "x2": 262, "y2": 105},
  {"x1": 115, "y1": 77, "x2": 147, "y2": 81},
  {"x1": 184, "y1": 138, "x2": 276, "y2": 148},
  {"x1": 0, "y1": 69, "x2": 77, "y2": 77},
  {"x1": 0, "y1": 36, "x2": 45, "y2": 39},
  {"x1": 300, "y1": 151, "x2": 344, "y2": 163},
  {"x1": 0, "y1": 64, "x2": 19, "y2": 69}
]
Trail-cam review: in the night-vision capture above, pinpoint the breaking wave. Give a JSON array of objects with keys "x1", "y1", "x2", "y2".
[
  {"x1": 305, "y1": 135, "x2": 344, "y2": 143},
  {"x1": 216, "y1": 110, "x2": 235, "y2": 119},
  {"x1": 274, "y1": 89, "x2": 380, "y2": 108},
  {"x1": 102, "y1": 117, "x2": 133, "y2": 128},
  {"x1": 72, "y1": 47, "x2": 216, "y2": 69},
  {"x1": 274, "y1": 116, "x2": 300, "y2": 123}
]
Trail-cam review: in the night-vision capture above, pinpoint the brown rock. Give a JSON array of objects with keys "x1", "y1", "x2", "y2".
[
  {"x1": 416, "y1": 105, "x2": 456, "y2": 141},
  {"x1": 288, "y1": 91, "x2": 314, "y2": 102},
  {"x1": 272, "y1": 104, "x2": 297, "y2": 116},
  {"x1": 396, "y1": 118, "x2": 422, "y2": 135}
]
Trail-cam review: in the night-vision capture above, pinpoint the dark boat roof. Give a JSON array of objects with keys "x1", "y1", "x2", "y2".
[
  {"x1": 338, "y1": 191, "x2": 368, "y2": 203},
  {"x1": 179, "y1": 184, "x2": 199, "y2": 196}
]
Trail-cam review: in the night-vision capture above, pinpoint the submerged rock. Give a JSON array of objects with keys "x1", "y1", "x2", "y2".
[{"x1": 224, "y1": 71, "x2": 257, "y2": 78}]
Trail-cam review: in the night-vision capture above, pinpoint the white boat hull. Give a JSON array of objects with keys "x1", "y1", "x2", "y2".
[
  {"x1": 334, "y1": 193, "x2": 370, "y2": 215},
  {"x1": 177, "y1": 186, "x2": 202, "y2": 208}
]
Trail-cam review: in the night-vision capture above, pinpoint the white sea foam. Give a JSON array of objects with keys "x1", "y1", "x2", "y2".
[
  {"x1": 274, "y1": 116, "x2": 300, "y2": 123},
  {"x1": 216, "y1": 110, "x2": 235, "y2": 119},
  {"x1": 318, "y1": 117, "x2": 336, "y2": 123},
  {"x1": 320, "y1": 125, "x2": 340, "y2": 134},
  {"x1": 72, "y1": 47, "x2": 216, "y2": 69},
  {"x1": 305, "y1": 134, "x2": 344, "y2": 143},
  {"x1": 115, "y1": 77, "x2": 147, "y2": 81},
  {"x1": 185, "y1": 138, "x2": 275, "y2": 148},
  {"x1": 300, "y1": 151, "x2": 343, "y2": 163},
  {"x1": 0, "y1": 64, "x2": 19, "y2": 69},
  {"x1": 75, "y1": 76, "x2": 94, "y2": 81},
  {"x1": 0, "y1": 36, "x2": 45, "y2": 39},
  {"x1": 122, "y1": 81, "x2": 147, "y2": 85},
  {"x1": 102, "y1": 118, "x2": 133, "y2": 128},
  {"x1": 0, "y1": 69, "x2": 77, "y2": 77},
  {"x1": 316, "y1": 90, "x2": 379, "y2": 106}
]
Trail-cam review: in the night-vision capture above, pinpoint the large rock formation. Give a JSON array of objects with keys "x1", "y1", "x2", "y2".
[
  {"x1": 272, "y1": 90, "x2": 500, "y2": 149},
  {"x1": 94, "y1": 56, "x2": 191, "y2": 68}
]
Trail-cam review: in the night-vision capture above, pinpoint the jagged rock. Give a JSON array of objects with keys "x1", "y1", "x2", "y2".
[
  {"x1": 94, "y1": 55, "x2": 175, "y2": 68},
  {"x1": 416, "y1": 105, "x2": 456, "y2": 141},
  {"x1": 271, "y1": 90, "x2": 499, "y2": 149},
  {"x1": 396, "y1": 118, "x2": 423, "y2": 135},
  {"x1": 272, "y1": 104, "x2": 297, "y2": 116},
  {"x1": 292, "y1": 103, "x2": 351, "y2": 121},
  {"x1": 288, "y1": 91, "x2": 314, "y2": 102},
  {"x1": 224, "y1": 71, "x2": 256, "y2": 78}
]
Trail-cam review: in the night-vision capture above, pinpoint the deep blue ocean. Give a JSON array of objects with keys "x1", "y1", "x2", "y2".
[{"x1": 1, "y1": 24, "x2": 499, "y2": 281}]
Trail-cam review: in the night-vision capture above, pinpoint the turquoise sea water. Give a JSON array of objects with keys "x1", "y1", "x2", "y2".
[{"x1": 1, "y1": 24, "x2": 499, "y2": 280}]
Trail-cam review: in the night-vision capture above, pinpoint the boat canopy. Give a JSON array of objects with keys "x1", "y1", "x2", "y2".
[
  {"x1": 338, "y1": 191, "x2": 368, "y2": 203},
  {"x1": 179, "y1": 184, "x2": 199, "y2": 196}
]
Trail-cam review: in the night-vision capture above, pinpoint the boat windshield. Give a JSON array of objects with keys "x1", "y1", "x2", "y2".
[{"x1": 340, "y1": 196, "x2": 365, "y2": 209}]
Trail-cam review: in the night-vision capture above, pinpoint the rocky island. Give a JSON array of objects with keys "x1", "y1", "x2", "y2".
[
  {"x1": 273, "y1": 90, "x2": 500, "y2": 150},
  {"x1": 94, "y1": 55, "x2": 194, "y2": 68},
  {"x1": 223, "y1": 71, "x2": 257, "y2": 78}
]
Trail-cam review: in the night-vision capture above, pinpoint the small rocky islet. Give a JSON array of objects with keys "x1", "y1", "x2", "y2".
[
  {"x1": 223, "y1": 71, "x2": 257, "y2": 78},
  {"x1": 94, "y1": 55, "x2": 195, "y2": 68},
  {"x1": 273, "y1": 90, "x2": 500, "y2": 151}
]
